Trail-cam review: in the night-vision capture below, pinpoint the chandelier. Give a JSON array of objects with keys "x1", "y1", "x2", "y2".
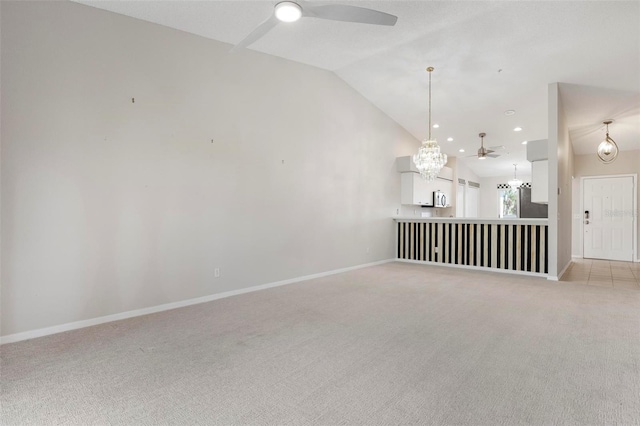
[
  {"x1": 508, "y1": 163, "x2": 523, "y2": 189},
  {"x1": 413, "y1": 67, "x2": 447, "y2": 181},
  {"x1": 597, "y1": 120, "x2": 619, "y2": 163}
]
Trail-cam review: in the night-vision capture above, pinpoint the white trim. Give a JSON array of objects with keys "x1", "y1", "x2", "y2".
[
  {"x1": 395, "y1": 258, "x2": 547, "y2": 278},
  {"x1": 548, "y1": 259, "x2": 572, "y2": 281},
  {"x1": 580, "y1": 174, "x2": 637, "y2": 262},
  {"x1": 0, "y1": 259, "x2": 394, "y2": 345}
]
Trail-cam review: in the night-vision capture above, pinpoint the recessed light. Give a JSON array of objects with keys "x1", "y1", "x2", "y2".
[
  {"x1": 504, "y1": 110, "x2": 516, "y2": 116},
  {"x1": 478, "y1": 156, "x2": 486, "y2": 160},
  {"x1": 275, "y1": 1, "x2": 302, "y2": 22},
  {"x1": 432, "y1": 124, "x2": 439, "y2": 128},
  {"x1": 447, "y1": 137, "x2": 453, "y2": 142},
  {"x1": 522, "y1": 140, "x2": 528, "y2": 145},
  {"x1": 458, "y1": 148, "x2": 465, "y2": 153},
  {"x1": 514, "y1": 127, "x2": 523, "y2": 132}
]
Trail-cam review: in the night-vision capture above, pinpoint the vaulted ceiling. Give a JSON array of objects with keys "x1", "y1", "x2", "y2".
[{"x1": 74, "y1": 0, "x2": 640, "y2": 177}]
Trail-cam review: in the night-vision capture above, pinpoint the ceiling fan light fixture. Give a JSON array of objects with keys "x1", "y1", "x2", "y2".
[
  {"x1": 413, "y1": 67, "x2": 447, "y2": 181},
  {"x1": 275, "y1": 1, "x2": 302, "y2": 22},
  {"x1": 233, "y1": 1, "x2": 396, "y2": 51},
  {"x1": 477, "y1": 132, "x2": 489, "y2": 160},
  {"x1": 597, "y1": 120, "x2": 619, "y2": 163}
]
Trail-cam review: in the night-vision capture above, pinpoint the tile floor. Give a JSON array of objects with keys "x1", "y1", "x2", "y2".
[{"x1": 561, "y1": 258, "x2": 640, "y2": 289}]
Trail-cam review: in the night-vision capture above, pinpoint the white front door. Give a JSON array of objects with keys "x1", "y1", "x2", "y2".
[{"x1": 583, "y1": 176, "x2": 634, "y2": 261}]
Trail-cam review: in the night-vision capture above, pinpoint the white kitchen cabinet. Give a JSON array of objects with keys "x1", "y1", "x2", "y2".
[
  {"x1": 531, "y1": 160, "x2": 548, "y2": 204},
  {"x1": 401, "y1": 172, "x2": 433, "y2": 205},
  {"x1": 401, "y1": 172, "x2": 453, "y2": 207}
]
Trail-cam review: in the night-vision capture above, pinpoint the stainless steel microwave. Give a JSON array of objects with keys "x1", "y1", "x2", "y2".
[{"x1": 434, "y1": 190, "x2": 447, "y2": 208}]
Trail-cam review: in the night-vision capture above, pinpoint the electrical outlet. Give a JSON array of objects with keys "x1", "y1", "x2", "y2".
[
  {"x1": 434, "y1": 247, "x2": 439, "y2": 253},
  {"x1": 214, "y1": 268, "x2": 220, "y2": 278}
]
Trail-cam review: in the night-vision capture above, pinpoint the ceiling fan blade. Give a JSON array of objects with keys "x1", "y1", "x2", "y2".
[
  {"x1": 303, "y1": 4, "x2": 397, "y2": 26},
  {"x1": 487, "y1": 153, "x2": 501, "y2": 158},
  {"x1": 487, "y1": 145, "x2": 505, "y2": 151},
  {"x1": 231, "y1": 14, "x2": 279, "y2": 52}
]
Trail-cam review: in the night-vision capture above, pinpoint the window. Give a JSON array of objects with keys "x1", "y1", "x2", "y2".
[{"x1": 498, "y1": 188, "x2": 519, "y2": 218}]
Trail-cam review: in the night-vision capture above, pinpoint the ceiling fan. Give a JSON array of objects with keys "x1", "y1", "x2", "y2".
[
  {"x1": 468, "y1": 133, "x2": 505, "y2": 159},
  {"x1": 231, "y1": 1, "x2": 398, "y2": 51}
]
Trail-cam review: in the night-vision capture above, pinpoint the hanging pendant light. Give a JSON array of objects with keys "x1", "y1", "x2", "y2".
[
  {"x1": 413, "y1": 67, "x2": 447, "y2": 181},
  {"x1": 508, "y1": 163, "x2": 523, "y2": 189},
  {"x1": 597, "y1": 120, "x2": 619, "y2": 163}
]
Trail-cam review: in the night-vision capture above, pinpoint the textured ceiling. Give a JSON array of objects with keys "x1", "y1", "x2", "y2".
[{"x1": 74, "y1": 0, "x2": 640, "y2": 177}]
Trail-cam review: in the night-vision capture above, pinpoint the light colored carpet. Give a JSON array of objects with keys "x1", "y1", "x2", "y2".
[{"x1": 2, "y1": 262, "x2": 639, "y2": 425}]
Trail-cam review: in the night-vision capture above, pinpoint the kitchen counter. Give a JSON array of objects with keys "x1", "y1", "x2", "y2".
[
  {"x1": 395, "y1": 217, "x2": 548, "y2": 275},
  {"x1": 394, "y1": 217, "x2": 548, "y2": 226}
]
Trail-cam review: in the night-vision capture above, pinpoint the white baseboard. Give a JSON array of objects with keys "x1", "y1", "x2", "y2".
[
  {"x1": 0, "y1": 259, "x2": 394, "y2": 345},
  {"x1": 394, "y1": 258, "x2": 547, "y2": 278},
  {"x1": 547, "y1": 260, "x2": 572, "y2": 282}
]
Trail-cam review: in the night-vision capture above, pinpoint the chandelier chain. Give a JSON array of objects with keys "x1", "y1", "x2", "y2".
[{"x1": 428, "y1": 68, "x2": 432, "y2": 140}]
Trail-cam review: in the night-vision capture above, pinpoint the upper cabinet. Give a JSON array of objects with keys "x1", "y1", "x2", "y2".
[
  {"x1": 526, "y1": 140, "x2": 549, "y2": 204},
  {"x1": 401, "y1": 172, "x2": 434, "y2": 205},
  {"x1": 531, "y1": 160, "x2": 549, "y2": 204},
  {"x1": 397, "y1": 157, "x2": 453, "y2": 206}
]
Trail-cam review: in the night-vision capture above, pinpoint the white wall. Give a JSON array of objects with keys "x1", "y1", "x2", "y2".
[
  {"x1": 478, "y1": 175, "x2": 532, "y2": 218},
  {"x1": 455, "y1": 159, "x2": 480, "y2": 186},
  {"x1": 571, "y1": 150, "x2": 640, "y2": 259},
  {"x1": 0, "y1": 1, "x2": 419, "y2": 337},
  {"x1": 548, "y1": 83, "x2": 573, "y2": 279}
]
